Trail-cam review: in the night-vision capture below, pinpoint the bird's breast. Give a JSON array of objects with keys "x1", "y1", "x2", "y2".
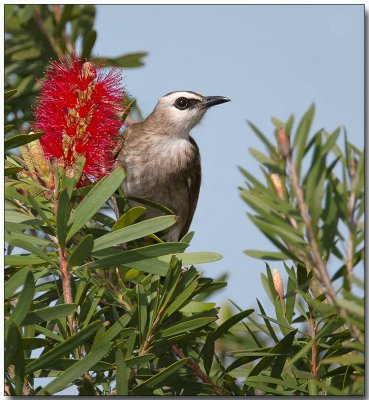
[{"x1": 122, "y1": 135, "x2": 198, "y2": 198}]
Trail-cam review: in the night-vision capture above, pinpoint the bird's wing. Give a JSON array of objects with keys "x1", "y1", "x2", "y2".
[
  {"x1": 180, "y1": 137, "x2": 201, "y2": 238},
  {"x1": 112, "y1": 125, "x2": 134, "y2": 219}
]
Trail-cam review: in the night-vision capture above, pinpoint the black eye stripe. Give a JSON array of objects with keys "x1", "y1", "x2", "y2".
[{"x1": 174, "y1": 97, "x2": 201, "y2": 110}]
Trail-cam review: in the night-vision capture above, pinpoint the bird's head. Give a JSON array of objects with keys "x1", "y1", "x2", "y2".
[{"x1": 148, "y1": 91, "x2": 230, "y2": 138}]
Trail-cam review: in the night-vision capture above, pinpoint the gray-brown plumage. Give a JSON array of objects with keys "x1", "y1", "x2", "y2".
[{"x1": 115, "y1": 91, "x2": 230, "y2": 241}]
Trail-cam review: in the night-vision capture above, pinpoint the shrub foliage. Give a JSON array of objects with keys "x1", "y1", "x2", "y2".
[{"x1": 4, "y1": 5, "x2": 364, "y2": 396}]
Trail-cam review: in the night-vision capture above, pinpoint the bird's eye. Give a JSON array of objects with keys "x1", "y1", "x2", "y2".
[{"x1": 175, "y1": 97, "x2": 189, "y2": 110}]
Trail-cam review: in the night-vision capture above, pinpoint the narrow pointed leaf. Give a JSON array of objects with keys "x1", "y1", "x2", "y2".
[
  {"x1": 133, "y1": 358, "x2": 190, "y2": 394},
  {"x1": 5, "y1": 132, "x2": 44, "y2": 151},
  {"x1": 68, "y1": 234, "x2": 94, "y2": 267},
  {"x1": 93, "y1": 215, "x2": 177, "y2": 252},
  {"x1": 10, "y1": 271, "x2": 34, "y2": 326},
  {"x1": 56, "y1": 189, "x2": 70, "y2": 251},
  {"x1": 158, "y1": 251, "x2": 222, "y2": 265},
  {"x1": 111, "y1": 206, "x2": 146, "y2": 231},
  {"x1": 5, "y1": 266, "x2": 31, "y2": 298},
  {"x1": 115, "y1": 349, "x2": 128, "y2": 395},
  {"x1": 26, "y1": 320, "x2": 101, "y2": 374},
  {"x1": 67, "y1": 166, "x2": 125, "y2": 241},
  {"x1": 36, "y1": 343, "x2": 112, "y2": 395},
  {"x1": 293, "y1": 103, "x2": 315, "y2": 178}
]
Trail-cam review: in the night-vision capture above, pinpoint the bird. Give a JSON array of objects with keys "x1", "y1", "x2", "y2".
[{"x1": 114, "y1": 91, "x2": 230, "y2": 242}]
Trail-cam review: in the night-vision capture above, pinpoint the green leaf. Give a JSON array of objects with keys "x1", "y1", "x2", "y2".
[
  {"x1": 5, "y1": 266, "x2": 30, "y2": 298},
  {"x1": 103, "y1": 314, "x2": 131, "y2": 344},
  {"x1": 10, "y1": 270, "x2": 34, "y2": 326},
  {"x1": 249, "y1": 214, "x2": 305, "y2": 246},
  {"x1": 8, "y1": 238, "x2": 58, "y2": 268},
  {"x1": 6, "y1": 210, "x2": 44, "y2": 225},
  {"x1": 84, "y1": 243, "x2": 188, "y2": 275},
  {"x1": 247, "y1": 120, "x2": 275, "y2": 153},
  {"x1": 56, "y1": 190, "x2": 70, "y2": 251},
  {"x1": 5, "y1": 321, "x2": 25, "y2": 395},
  {"x1": 68, "y1": 234, "x2": 94, "y2": 267},
  {"x1": 161, "y1": 280, "x2": 198, "y2": 321},
  {"x1": 320, "y1": 355, "x2": 364, "y2": 366},
  {"x1": 256, "y1": 299, "x2": 278, "y2": 343},
  {"x1": 111, "y1": 206, "x2": 146, "y2": 231},
  {"x1": 26, "y1": 320, "x2": 101, "y2": 374},
  {"x1": 159, "y1": 316, "x2": 217, "y2": 338},
  {"x1": 271, "y1": 116, "x2": 285, "y2": 129},
  {"x1": 244, "y1": 250, "x2": 289, "y2": 260},
  {"x1": 23, "y1": 304, "x2": 77, "y2": 325},
  {"x1": 82, "y1": 287, "x2": 105, "y2": 328},
  {"x1": 335, "y1": 298, "x2": 364, "y2": 317},
  {"x1": 5, "y1": 254, "x2": 47, "y2": 266},
  {"x1": 127, "y1": 195, "x2": 174, "y2": 215},
  {"x1": 286, "y1": 339, "x2": 314, "y2": 368},
  {"x1": 158, "y1": 251, "x2": 222, "y2": 265},
  {"x1": 125, "y1": 354, "x2": 155, "y2": 368},
  {"x1": 92, "y1": 215, "x2": 177, "y2": 252},
  {"x1": 180, "y1": 231, "x2": 195, "y2": 244},
  {"x1": 293, "y1": 103, "x2": 315, "y2": 178},
  {"x1": 285, "y1": 275, "x2": 296, "y2": 324},
  {"x1": 5, "y1": 132, "x2": 43, "y2": 151},
  {"x1": 124, "y1": 258, "x2": 170, "y2": 276},
  {"x1": 115, "y1": 349, "x2": 128, "y2": 395},
  {"x1": 103, "y1": 52, "x2": 148, "y2": 68},
  {"x1": 5, "y1": 88, "x2": 17, "y2": 99},
  {"x1": 203, "y1": 309, "x2": 254, "y2": 374},
  {"x1": 133, "y1": 358, "x2": 190, "y2": 394},
  {"x1": 67, "y1": 166, "x2": 125, "y2": 241},
  {"x1": 61, "y1": 157, "x2": 86, "y2": 198},
  {"x1": 180, "y1": 301, "x2": 215, "y2": 313},
  {"x1": 210, "y1": 308, "x2": 254, "y2": 342},
  {"x1": 5, "y1": 124, "x2": 15, "y2": 134},
  {"x1": 82, "y1": 29, "x2": 97, "y2": 59},
  {"x1": 5, "y1": 166, "x2": 22, "y2": 175},
  {"x1": 36, "y1": 343, "x2": 112, "y2": 395},
  {"x1": 121, "y1": 98, "x2": 136, "y2": 123},
  {"x1": 26, "y1": 193, "x2": 53, "y2": 228},
  {"x1": 136, "y1": 284, "x2": 148, "y2": 341},
  {"x1": 5, "y1": 321, "x2": 22, "y2": 368},
  {"x1": 248, "y1": 329, "x2": 297, "y2": 377}
]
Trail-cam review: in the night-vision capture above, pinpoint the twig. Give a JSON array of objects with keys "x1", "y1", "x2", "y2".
[
  {"x1": 309, "y1": 307, "x2": 318, "y2": 380},
  {"x1": 33, "y1": 8, "x2": 61, "y2": 56},
  {"x1": 53, "y1": 199, "x2": 74, "y2": 333},
  {"x1": 51, "y1": 4, "x2": 74, "y2": 55},
  {"x1": 287, "y1": 155, "x2": 364, "y2": 345},
  {"x1": 171, "y1": 344, "x2": 226, "y2": 396},
  {"x1": 287, "y1": 157, "x2": 337, "y2": 304},
  {"x1": 346, "y1": 160, "x2": 357, "y2": 287}
]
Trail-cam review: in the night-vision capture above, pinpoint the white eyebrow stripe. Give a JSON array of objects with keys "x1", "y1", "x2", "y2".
[{"x1": 162, "y1": 91, "x2": 203, "y2": 102}]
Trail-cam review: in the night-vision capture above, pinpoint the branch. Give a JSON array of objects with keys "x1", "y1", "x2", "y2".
[
  {"x1": 286, "y1": 154, "x2": 364, "y2": 345},
  {"x1": 171, "y1": 344, "x2": 226, "y2": 396},
  {"x1": 33, "y1": 8, "x2": 61, "y2": 56},
  {"x1": 309, "y1": 306, "x2": 318, "y2": 380},
  {"x1": 346, "y1": 158, "x2": 358, "y2": 287},
  {"x1": 53, "y1": 198, "x2": 74, "y2": 333}
]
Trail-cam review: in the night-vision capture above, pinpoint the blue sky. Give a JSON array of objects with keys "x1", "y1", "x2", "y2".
[{"x1": 94, "y1": 5, "x2": 364, "y2": 312}]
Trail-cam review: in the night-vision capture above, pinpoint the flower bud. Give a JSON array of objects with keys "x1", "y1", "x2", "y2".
[
  {"x1": 270, "y1": 173, "x2": 284, "y2": 199},
  {"x1": 272, "y1": 268, "x2": 284, "y2": 300},
  {"x1": 24, "y1": 139, "x2": 54, "y2": 190},
  {"x1": 276, "y1": 128, "x2": 291, "y2": 158},
  {"x1": 348, "y1": 157, "x2": 358, "y2": 179},
  {"x1": 82, "y1": 61, "x2": 96, "y2": 80}
]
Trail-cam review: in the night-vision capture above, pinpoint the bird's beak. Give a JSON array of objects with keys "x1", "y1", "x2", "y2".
[{"x1": 201, "y1": 96, "x2": 231, "y2": 109}]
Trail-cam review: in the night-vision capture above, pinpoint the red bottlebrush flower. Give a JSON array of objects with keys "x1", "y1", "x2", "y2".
[{"x1": 34, "y1": 55, "x2": 124, "y2": 185}]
